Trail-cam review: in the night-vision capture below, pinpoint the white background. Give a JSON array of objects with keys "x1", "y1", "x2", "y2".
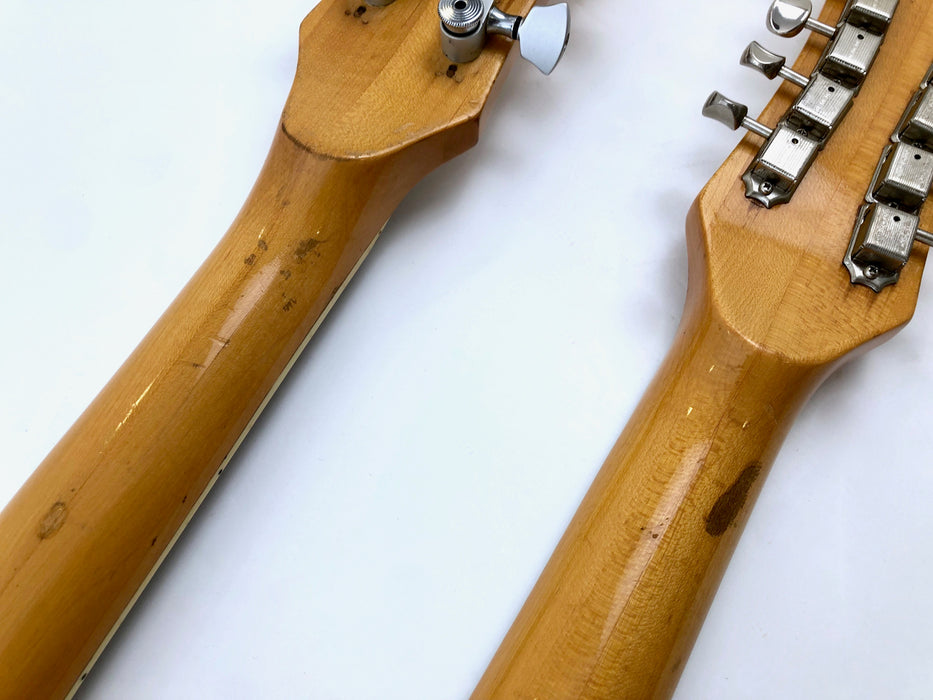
[{"x1": 2, "y1": 1, "x2": 933, "y2": 698}]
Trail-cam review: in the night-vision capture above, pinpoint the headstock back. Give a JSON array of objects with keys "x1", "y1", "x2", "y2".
[
  {"x1": 697, "y1": 0, "x2": 933, "y2": 366},
  {"x1": 282, "y1": 0, "x2": 536, "y2": 163}
]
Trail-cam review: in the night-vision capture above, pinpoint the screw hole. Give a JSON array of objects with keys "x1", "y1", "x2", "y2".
[
  {"x1": 857, "y1": 33, "x2": 865, "y2": 40},
  {"x1": 828, "y1": 86, "x2": 836, "y2": 93},
  {"x1": 895, "y1": 216, "x2": 902, "y2": 222},
  {"x1": 916, "y1": 154, "x2": 923, "y2": 160},
  {"x1": 792, "y1": 137, "x2": 800, "y2": 144},
  {"x1": 454, "y1": 0, "x2": 467, "y2": 8}
]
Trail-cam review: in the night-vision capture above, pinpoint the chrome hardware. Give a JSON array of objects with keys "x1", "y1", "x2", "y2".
[
  {"x1": 702, "y1": 92, "x2": 773, "y2": 139},
  {"x1": 899, "y1": 89, "x2": 933, "y2": 149},
  {"x1": 741, "y1": 42, "x2": 809, "y2": 88},
  {"x1": 787, "y1": 74, "x2": 855, "y2": 142},
  {"x1": 871, "y1": 143, "x2": 933, "y2": 212},
  {"x1": 845, "y1": 61, "x2": 933, "y2": 292},
  {"x1": 438, "y1": 0, "x2": 485, "y2": 35},
  {"x1": 843, "y1": 0, "x2": 898, "y2": 34},
  {"x1": 437, "y1": 0, "x2": 570, "y2": 75},
  {"x1": 844, "y1": 204, "x2": 933, "y2": 291},
  {"x1": 743, "y1": 127, "x2": 820, "y2": 206},
  {"x1": 706, "y1": 0, "x2": 898, "y2": 208},
  {"x1": 767, "y1": 0, "x2": 836, "y2": 38},
  {"x1": 702, "y1": 92, "x2": 823, "y2": 207},
  {"x1": 819, "y1": 23, "x2": 883, "y2": 88},
  {"x1": 514, "y1": 4, "x2": 570, "y2": 75}
]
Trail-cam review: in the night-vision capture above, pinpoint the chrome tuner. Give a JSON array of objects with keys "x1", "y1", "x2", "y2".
[
  {"x1": 438, "y1": 0, "x2": 570, "y2": 74},
  {"x1": 767, "y1": 0, "x2": 836, "y2": 38},
  {"x1": 740, "y1": 42, "x2": 809, "y2": 88}
]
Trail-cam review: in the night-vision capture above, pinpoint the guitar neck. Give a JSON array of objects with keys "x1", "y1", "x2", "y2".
[
  {"x1": 474, "y1": 202, "x2": 842, "y2": 698},
  {"x1": 0, "y1": 125, "x2": 417, "y2": 699}
]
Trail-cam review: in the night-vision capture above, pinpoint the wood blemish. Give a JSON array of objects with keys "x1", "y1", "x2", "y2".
[
  {"x1": 279, "y1": 269, "x2": 292, "y2": 281},
  {"x1": 282, "y1": 296, "x2": 297, "y2": 312},
  {"x1": 151, "y1": 537, "x2": 157, "y2": 547},
  {"x1": 353, "y1": 5, "x2": 366, "y2": 17},
  {"x1": 38, "y1": 502, "x2": 68, "y2": 540},
  {"x1": 244, "y1": 253, "x2": 257, "y2": 266},
  {"x1": 295, "y1": 239, "x2": 320, "y2": 261},
  {"x1": 705, "y1": 464, "x2": 762, "y2": 537},
  {"x1": 446, "y1": 64, "x2": 458, "y2": 78},
  {"x1": 257, "y1": 240, "x2": 268, "y2": 252}
]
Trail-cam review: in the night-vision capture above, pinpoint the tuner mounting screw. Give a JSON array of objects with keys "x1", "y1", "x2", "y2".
[{"x1": 767, "y1": 0, "x2": 836, "y2": 38}]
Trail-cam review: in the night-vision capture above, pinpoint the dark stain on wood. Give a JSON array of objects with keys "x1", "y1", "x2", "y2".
[
  {"x1": 705, "y1": 464, "x2": 762, "y2": 537},
  {"x1": 295, "y1": 239, "x2": 320, "y2": 261},
  {"x1": 38, "y1": 502, "x2": 68, "y2": 540}
]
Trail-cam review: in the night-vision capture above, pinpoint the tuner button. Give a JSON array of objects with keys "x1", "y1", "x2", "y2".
[
  {"x1": 702, "y1": 92, "x2": 774, "y2": 139},
  {"x1": 767, "y1": 0, "x2": 836, "y2": 38},
  {"x1": 515, "y1": 3, "x2": 570, "y2": 75},
  {"x1": 740, "y1": 42, "x2": 809, "y2": 88}
]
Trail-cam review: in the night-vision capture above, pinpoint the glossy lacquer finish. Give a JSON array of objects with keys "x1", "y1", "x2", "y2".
[
  {"x1": 474, "y1": 1, "x2": 933, "y2": 697},
  {"x1": 0, "y1": 0, "x2": 529, "y2": 696},
  {"x1": 474, "y1": 204, "x2": 833, "y2": 700}
]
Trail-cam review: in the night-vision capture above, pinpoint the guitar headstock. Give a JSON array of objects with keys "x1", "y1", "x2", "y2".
[
  {"x1": 282, "y1": 0, "x2": 566, "y2": 165},
  {"x1": 697, "y1": 0, "x2": 933, "y2": 365}
]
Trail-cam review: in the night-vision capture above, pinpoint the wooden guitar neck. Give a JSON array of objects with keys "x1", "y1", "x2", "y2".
[
  {"x1": 475, "y1": 0, "x2": 933, "y2": 696},
  {"x1": 0, "y1": 0, "x2": 533, "y2": 696},
  {"x1": 474, "y1": 204, "x2": 839, "y2": 699}
]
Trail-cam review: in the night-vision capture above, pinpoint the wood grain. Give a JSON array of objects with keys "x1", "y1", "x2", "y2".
[
  {"x1": 0, "y1": 0, "x2": 530, "y2": 697},
  {"x1": 473, "y1": 1, "x2": 933, "y2": 697}
]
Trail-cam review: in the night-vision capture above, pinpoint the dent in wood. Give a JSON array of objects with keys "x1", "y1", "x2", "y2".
[{"x1": 704, "y1": 464, "x2": 762, "y2": 537}]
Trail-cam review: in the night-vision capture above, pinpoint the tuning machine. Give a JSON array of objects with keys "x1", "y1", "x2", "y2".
[
  {"x1": 437, "y1": 0, "x2": 570, "y2": 75},
  {"x1": 844, "y1": 203, "x2": 933, "y2": 291},
  {"x1": 703, "y1": 92, "x2": 819, "y2": 207},
  {"x1": 768, "y1": 0, "x2": 898, "y2": 38},
  {"x1": 768, "y1": 0, "x2": 893, "y2": 87},
  {"x1": 703, "y1": 0, "x2": 899, "y2": 208}
]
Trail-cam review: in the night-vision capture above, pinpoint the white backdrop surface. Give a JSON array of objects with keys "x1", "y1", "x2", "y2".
[{"x1": 2, "y1": 1, "x2": 933, "y2": 698}]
